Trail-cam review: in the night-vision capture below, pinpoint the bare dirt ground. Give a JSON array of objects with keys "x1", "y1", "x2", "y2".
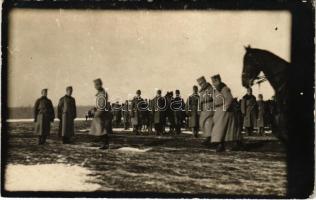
[{"x1": 4, "y1": 121, "x2": 287, "y2": 197}]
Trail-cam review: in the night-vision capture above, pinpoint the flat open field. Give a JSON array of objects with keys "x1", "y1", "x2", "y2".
[{"x1": 4, "y1": 121, "x2": 287, "y2": 197}]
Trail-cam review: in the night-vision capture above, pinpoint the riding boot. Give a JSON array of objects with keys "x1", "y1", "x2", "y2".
[
  {"x1": 99, "y1": 134, "x2": 109, "y2": 150},
  {"x1": 202, "y1": 136, "x2": 211, "y2": 146},
  {"x1": 216, "y1": 142, "x2": 226, "y2": 152}
]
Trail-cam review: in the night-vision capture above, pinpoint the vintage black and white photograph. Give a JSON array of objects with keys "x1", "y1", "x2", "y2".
[{"x1": 1, "y1": 1, "x2": 314, "y2": 198}]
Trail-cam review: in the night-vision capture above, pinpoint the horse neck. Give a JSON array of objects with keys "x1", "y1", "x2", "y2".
[{"x1": 257, "y1": 53, "x2": 288, "y2": 93}]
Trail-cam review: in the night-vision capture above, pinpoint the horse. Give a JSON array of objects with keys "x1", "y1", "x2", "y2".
[{"x1": 241, "y1": 45, "x2": 289, "y2": 145}]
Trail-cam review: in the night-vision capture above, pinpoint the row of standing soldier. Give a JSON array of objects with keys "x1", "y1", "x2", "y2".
[{"x1": 34, "y1": 77, "x2": 277, "y2": 151}]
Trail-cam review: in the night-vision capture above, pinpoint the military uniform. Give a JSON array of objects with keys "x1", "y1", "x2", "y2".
[
  {"x1": 186, "y1": 93, "x2": 200, "y2": 137},
  {"x1": 57, "y1": 95, "x2": 77, "y2": 143},
  {"x1": 171, "y1": 96, "x2": 185, "y2": 134},
  {"x1": 199, "y1": 83, "x2": 215, "y2": 138},
  {"x1": 131, "y1": 96, "x2": 144, "y2": 133},
  {"x1": 151, "y1": 95, "x2": 166, "y2": 135},
  {"x1": 122, "y1": 102, "x2": 130, "y2": 130},
  {"x1": 257, "y1": 100, "x2": 265, "y2": 134},
  {"x1": 241, "y1": 94, "x2": 258, "y2": 134},
  {"x1": 34, "y1": 96, "x2": 55, "y2": 144}
]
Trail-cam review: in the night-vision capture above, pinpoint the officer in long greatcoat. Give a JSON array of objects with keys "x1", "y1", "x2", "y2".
[
  {"x1": 172, "y1": 90, "x2": 185, "y2": 135},
  {"x1": 122, "y1": 100, "x2": 130, "y2": 130},
  {"x1": 151, "y1": 90, "x2": 166, "y2": 135},
  {"x1": 34, "y1": 88, "x2": 55, "y2": 145},
  {"x1": 57, "y1": 86, "x2": 77, "y2": 144},
  {"x1": 197, "y1": 76, "x2": 215, "y2": 145},
  {"x1": 89, "y1": 78, "x2": 110, "y2": 149},
  {"x1": 257, "y1": 94, "x2": 265, "y2": 135},
  {"x1": 241, "y1": 88, "x2": 258, "y2": 135},
  {"x1": 186, "y1": 85, "x2": 200, "y2": 138},
  {"x1": 211, "y1": 74, "x2": 240, "y2": 152},
  {"x1": 131, "y1": 90, "x2": 143, "y2": 134}
]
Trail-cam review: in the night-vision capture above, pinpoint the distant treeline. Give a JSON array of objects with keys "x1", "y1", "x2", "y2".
[{"x1": 7, "y1": 106, "x2": 93, "y2": 119}]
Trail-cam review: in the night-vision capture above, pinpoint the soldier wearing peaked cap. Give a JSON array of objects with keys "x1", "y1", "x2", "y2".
[
  {"x1": 89, "y1": 78, "x2": 111, "y2": 149},
  {"x1": 57, "y1": 86, "x2": 77, "y2": 144},
  {"x1": 34, "y1": 88, "x2": 55, "y2": 145},
  {"x1": 197, "y1": 76, "x2": 215, "y2": 146},
  {"x1": 186, "y1": 85, "x2": 200, "y2": 138}
]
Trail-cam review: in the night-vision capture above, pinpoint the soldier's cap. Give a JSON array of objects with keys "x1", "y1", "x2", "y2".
[
  {"x1": 136, "y1": 89, "x2": 141, "y2": 94},
  {"x1": 157, "y1": 89, "x2": 162, "y2": 94},
  {"x1": 93, "y1": 78, "x2": 103, "y2": 85},
  {"x1": 41, "y1": 88, "x2": 48, "y2": 93},
  {"x1": 175, "y1": 90, "x2": 180, "y2": 94},
  {"x1": 197, "y1": 76, "x2": 206, "y2": 84},
  {"x1": 211, "y1": 74, "x2": 221, "y2": 81},
  {"x1": 193, "y1": 85, "x2": 198, "y2": 90},
  {"x1": 66, "y1": 86, "x2": 73, "y2": 91}
]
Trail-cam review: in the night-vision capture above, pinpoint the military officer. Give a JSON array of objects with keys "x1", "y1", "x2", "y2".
[
  {"x1": 57, "y1": 86, "x2": 77, "y2": 144},
  {"x1": 131, "y1": 90, "x2": 143, "y2": 134},
  {"x1": 34, "y1": 88, "x2": 55, "y2": 145},
  {"x1": 172, "y1": 90, "x2": 185, "y2": 135},
  {"x1": 241, "y1": 87, "x2": 258, "y2": 135},
  {"x1": 186, "y1": 85, "x2": 200, "y2": 138},
  {"x1": 152, "y1": 90, "x2": 166, "y2": 135}
]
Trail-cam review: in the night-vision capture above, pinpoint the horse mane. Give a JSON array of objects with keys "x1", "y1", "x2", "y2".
[{"x1": 247, "y1": 48, "x2": 290, "y2": 67}]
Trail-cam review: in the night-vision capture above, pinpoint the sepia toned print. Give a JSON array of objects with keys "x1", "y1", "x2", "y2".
[{"x1": 4, "y1": 8, "x2": 297, "y2": 197}]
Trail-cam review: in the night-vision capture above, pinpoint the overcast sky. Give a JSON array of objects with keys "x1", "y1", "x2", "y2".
[{"x1": 8, "y1": 9, "x2": 291, "y2": 107}]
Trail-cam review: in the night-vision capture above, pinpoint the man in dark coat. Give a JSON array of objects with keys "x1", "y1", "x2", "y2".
[
  {"x1": 112, "y1": 101, "x2": 122, "y2": 128},
  {"x1": 241, "y1": 88, "x2": 258, "y2": 135},
  {"x1": 257, "y1": 94, "x2": 265, "y2": 135},
  {"x1": 57, "y1": 86, "x2": 77, "y2": 144},
  {"x1": 172, "y1": 90, "x2": 185, "y2": 135},
  {"x1": 34, "y1": 88, "x2": 55, "y2": 145},
  {"x1": 164, "y1": 91, "x2": 175, "y2": 134},
  {"x1": 131, "y1": 90, "x2": 143, "y2": 134},
  {"x1": 186, "y1": 85, "x2": 200, "y2": 138},
  {"x1": 122, "y1": 100, "x2": 130, "y2": 130},
  {"x1": 151, "y1": 90, "x2": 166, "y2": 135}
]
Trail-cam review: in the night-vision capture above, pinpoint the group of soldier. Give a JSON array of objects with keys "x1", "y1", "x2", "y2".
[{"x1": 33, "y1": 75, "x2": 277, "y2": 152}]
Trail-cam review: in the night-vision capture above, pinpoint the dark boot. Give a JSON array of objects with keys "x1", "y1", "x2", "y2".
[
  {"x1": 193, "y1": 128, "x2": 198, "y2": 138},
  {"x1": 202, "y1": 137, "x2": 211, "y2": 146},
  {"x1": 216, "y1": 142, "x2": 226, "y2": 152},
  {"x1": 99, "y1": 135, "x2": 110, "y2": 150},
  {"x1": 38, "y1": 136, "x2": 43, "y2": 145}
]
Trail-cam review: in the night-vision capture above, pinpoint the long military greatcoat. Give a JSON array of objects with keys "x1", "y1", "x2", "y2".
[
  {"x1": 151, "y1": 95, "x2": 166, "y2": 125},
  {"x1": 57, "y1": 95, "x2": 77, "y2": 137},
  {"x1": 89, "y1": 89, "x2": 109, "y2": 136},
  {"x1": 185, "y1": 94, "x2": 200, "y2": 128},
  {"x1": 211, "y1": 83, "x2": 240, "y2": 142},
  {"x1": 34, "y1": 96, "x2": 55, "y2": 136},
  {"x1": 171, "y1": 96, "x2": 185, "y2": 126},
  {"x1": 131, "y1": 96, "x2": 144, "y2": 126},
  {"x1": 199, "y1": 83, "x2": 214, "y2": 137},
  {"x1": 241, "y1": 94, "x2": 258, "y2": 128},
  {"x1": 256, "y1": 100, "x2": 265, "y2": 128}
]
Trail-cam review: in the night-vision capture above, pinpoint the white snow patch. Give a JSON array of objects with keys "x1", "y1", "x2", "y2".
[
  {"x1": 5, "y1": 164, "x2": 101, "y2": 191},
  {"x1": 117, "y1": 147, "x2": 152, "y2": 153}
]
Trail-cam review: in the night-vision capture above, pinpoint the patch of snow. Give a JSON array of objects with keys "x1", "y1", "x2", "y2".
[
  {"x1": 5, "y1": 164, "x2": 101, "y2": 191},
  {"x1": 117, "y1": 147, "x2": 152, "y2": 153}
]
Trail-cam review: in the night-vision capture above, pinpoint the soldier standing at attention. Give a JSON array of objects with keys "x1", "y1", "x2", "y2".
[
  {"x1": 257, "y1": 94, "x2": 265, "y2": 135},
  {"x1": 34, "y1": 88, "x2": 55, "y2": 145},
  {"x1": 57, "y1": 86, "x2": 77, "y2": 144},
  {"x1": 131, "y1": 90, "x2": 143, "y2": 134},
  {"x1": 186, "y1": 85, "x2": 200, "y2": 138},
  {"x1": 122, "y1": 100, "x2": 130, "y2": 130},
  {"x1": 89, "y1": 78, "x2": 110, "y2": 149},
  {"x1": 152, "y1": 90, "x2": 166, "y2": 135},
  {"x1": 241, "y1": 87, "x2": 258, "y2": 135},
  {"x1": 172, "y1": 90, "x2": 185, "y2": 135}
]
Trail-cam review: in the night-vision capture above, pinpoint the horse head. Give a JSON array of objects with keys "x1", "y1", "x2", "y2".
[{"x1": 242, "y1": 45, "x2": 261, "y2": 88}]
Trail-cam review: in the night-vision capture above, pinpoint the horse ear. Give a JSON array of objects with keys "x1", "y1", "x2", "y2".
[{"x1": 244, "y1": 44, "x2": 252, "y2": 51}]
